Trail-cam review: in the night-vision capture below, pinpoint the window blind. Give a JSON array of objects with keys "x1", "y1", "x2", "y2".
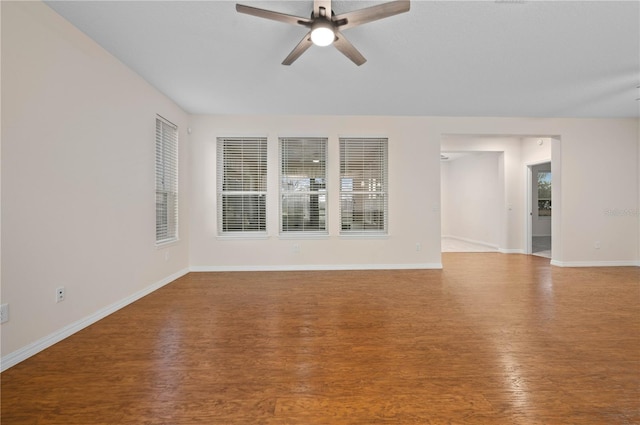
[
  {"x1": 280, "y1": 137, "x2": 328, "y2": 233},
  {"x1": 155, "y1": 116, "x2": 178, "y2": 244},
  {"x1": 217, "y1": 137, "x2": 268, "y2": 234},
  {"x1": 339, "y1": 138, "x2": 388, "y2": 234}
]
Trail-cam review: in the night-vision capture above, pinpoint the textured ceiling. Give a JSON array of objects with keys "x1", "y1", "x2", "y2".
[{"x1": 45, "y1": 0, "x2": 640, "y2": 118}]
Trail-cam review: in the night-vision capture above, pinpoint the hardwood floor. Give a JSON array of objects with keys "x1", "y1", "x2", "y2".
[{"x1": 2, "y1": 254, "x2": 639, "y2": 424}]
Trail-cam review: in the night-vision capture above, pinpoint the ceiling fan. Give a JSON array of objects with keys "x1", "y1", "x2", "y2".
[{"x1": 236, "y1": 0, "x2": 410, "y2": 66}]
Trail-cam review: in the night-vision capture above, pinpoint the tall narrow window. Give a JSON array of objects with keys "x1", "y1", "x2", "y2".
[
  {"x1": 155, "y1": 116, "x2": 178, "y2": 244},
  {"x1": 217, "y1": 137, "x2": 267, "y2": 234},
  {"x1": 339, "y1": 138, "x2": 388, "y2": 234},
  {"x1": 280, "y1": 137, "x2": 328, "y2": 234}
]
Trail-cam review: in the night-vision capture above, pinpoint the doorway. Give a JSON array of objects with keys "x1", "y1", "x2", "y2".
[
  {"x1": 440, "y1": 151, "x2": 502, "y2": 253},
  {"x1": 527, "y1": 161, "x2": 552, "y2": 258}
]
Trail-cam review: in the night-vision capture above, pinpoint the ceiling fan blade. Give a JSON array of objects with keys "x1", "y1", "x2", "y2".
[
  {"x1": 313, "y1": 0, "x2": 332, "y2": 18},
  {"x1": 334, "y1": 0, "x2": 410, "y2": 31},
  {"x1": 333, "y1": 31, "x2": 366, "y2": 66},
  {"x1": 282, "y1": 32, "x2": 313, "y2": 65},
  {"x1": 236, "y1": 4, "x2": 311, "y2": 26}
]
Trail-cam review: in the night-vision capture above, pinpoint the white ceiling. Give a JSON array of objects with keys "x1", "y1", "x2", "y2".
[{"x1": 45, "y1": 0, "x2": 640, "y2": 118}]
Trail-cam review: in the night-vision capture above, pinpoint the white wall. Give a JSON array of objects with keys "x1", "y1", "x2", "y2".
[
  {"x1": 191, "y1": 117, "x2": 638, "y2": 269},
  {"x1": 522, "y1": 137, "x2": 552, "y2": 165},
  {"x1": 188, "y1": 115, "x2": 441, "y2": 270},
  {"x1": 556, "y1": 121, "x2": 637, "y2": 265},
  {"x1": 1, "y1": 2, "x2": 190, "y2": 365},
  {"x1": 441, "y1": 152, "x2": 501, "y2": 248}
]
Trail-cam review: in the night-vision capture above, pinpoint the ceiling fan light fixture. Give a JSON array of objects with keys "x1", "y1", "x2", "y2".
[
  {"x1": 236, "y1": 0, "x2": 411, "y2": 64},
  {"x1": 310, "y1": 20, "x2": 335, "y2": 46}
]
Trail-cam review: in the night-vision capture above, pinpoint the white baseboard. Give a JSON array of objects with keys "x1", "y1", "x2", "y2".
[
  {"x1": 499, "y1": 248, "x2": 526, "y2": 254},
  {"x1": 190, "y1": 263, "x2": 443, "y2": 272},
  {"x1": 0, "y1": 268, "x2": 189, "y2": 372},
  {"x1": 550, "y1": 260, "x2": 639, "y2": 267},
  {"x1": 441, "y1": 235, "x2": 499, "y2": 250},
  {"x1": 442, "y1": 235, "x2": 526, "y2": 254}
]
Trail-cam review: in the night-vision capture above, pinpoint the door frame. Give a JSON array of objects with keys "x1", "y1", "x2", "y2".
[{"x1": 525, "y1": 160, "x2": 551, "y2": 255}]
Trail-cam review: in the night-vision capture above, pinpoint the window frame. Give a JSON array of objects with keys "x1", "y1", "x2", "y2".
[
  {"x1": 155, "y1": 115, "x2": 178, "y2": 246},
  {"x1": 217, "y1": 137, "x2": 268, "y2": 236},
  {"x1": 279, "y1": 137, "x2": 329, "y2": 236},
  {"x1": 339, "y1": 137, "x2": 389, "y2": 236}
]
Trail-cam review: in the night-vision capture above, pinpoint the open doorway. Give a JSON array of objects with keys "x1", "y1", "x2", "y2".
[
  {"x1": 440, "y1": 151, "x2": 502, "y2": 253},
  {"x1": 527, "y1": 162, "x2": 552, "y2": 258},
  {"x1": 441, "y1": 135, "x2": 558, "y2": 258}
]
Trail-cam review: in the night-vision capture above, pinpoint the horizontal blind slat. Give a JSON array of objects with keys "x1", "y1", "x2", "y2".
[
  {"x1": 156, "y1": 116, "x2": 178, "y2": 243},
  {"x1": 218, "y1": 137, "x2": 268, "y2": 233},
  {"x1": 280, "y1": 137, "x2": 328, "y2": 233},
  {"x1": 339, "y1": 138, "x2": 388, "y2": 233}
]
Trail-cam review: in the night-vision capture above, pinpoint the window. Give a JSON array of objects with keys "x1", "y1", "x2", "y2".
[
  {"x1": 280, "y1": 137, "x2": 328, "y2": 234},
  {"x1": 155, "y1": 116, "x2": 178, "y2": 244},
  {"x1": 537, "y1": 170, "x2": 551, "y2": 217},
  {"x1": 339, "y1": 138, "x2": 388, "y2": 234},
  {"x1": 217, "y1": 137, "x2": 267, "y2": 234}
]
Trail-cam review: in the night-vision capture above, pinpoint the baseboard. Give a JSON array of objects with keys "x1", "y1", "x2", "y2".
[
  {"x1": 442, "y1": 235, "x2": 499, "y2": 250},
  {"x1": 443, "y1": 235, "x2": 526, "y2": 254},
  {"x1": 498, "y1": 248, "x2": 526, "y2": 254},
  {"x1": 0, "y1": 267, "x2": 190, "y2": 372},
  {"x1": 190, "y1": 263, "x2": 443, "y2": 272},
  {"x1": 550, "y1": 260, "x2": 639, "y2": 267}
]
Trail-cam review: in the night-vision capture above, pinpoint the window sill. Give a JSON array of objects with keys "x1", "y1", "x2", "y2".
[
  {"x1": 156, "y1": 238, "x2": 179, "y2": 249},
  {"x1": 339, "y1": 233, "x2": 389, "y2": 240},
  {"x1": 279, "y1": 233, "x2": 330, "y2": 240},
  {"x1": 217, "y1": 233, "x2": 270, "y2": 241}
]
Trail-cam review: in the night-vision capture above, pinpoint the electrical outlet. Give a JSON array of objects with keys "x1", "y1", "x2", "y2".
[
  {"x1": 292, "y1": 243, "x2": 301, "y2": 253},
  {"x1": 56, "y1": 287, "x2": 66, "y2": 303},
  {"x1": 416, "y1": 243, "x2": 422, "y2": 252},
  {"x1": 0, "y1": 304, "x2": 9, "y2": 324},
  {"x1": 594, "y1": 241, "x2": 601, "y2": 250}
]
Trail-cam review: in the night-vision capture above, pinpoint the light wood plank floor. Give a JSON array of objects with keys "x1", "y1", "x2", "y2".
[{"x1": 2, "y1": 254, "x2": 639, "y2": 424}]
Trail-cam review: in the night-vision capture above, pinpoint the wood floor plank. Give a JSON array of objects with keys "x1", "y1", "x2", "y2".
[{"x1": 2, "y1": 253, "x2": 639, "y2": 424}]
